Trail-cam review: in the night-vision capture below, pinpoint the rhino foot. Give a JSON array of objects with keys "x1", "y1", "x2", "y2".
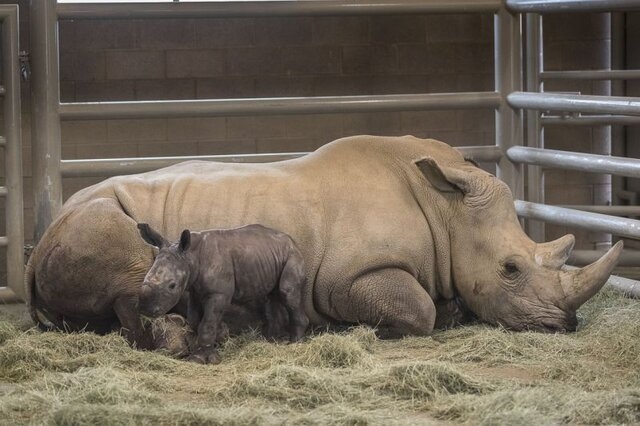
[{"x1": 186, "y1": 351, "x2": 221, "y2": 365}]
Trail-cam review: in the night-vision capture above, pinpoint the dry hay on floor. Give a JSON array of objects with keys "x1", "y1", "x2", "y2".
[{"x1": 0, "y1": 288, "x2": 639, "y2": 425}]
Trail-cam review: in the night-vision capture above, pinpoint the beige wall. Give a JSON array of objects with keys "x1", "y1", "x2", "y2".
[{"x1": 0, "y1": 5, "x2": 624, "y2": 284}]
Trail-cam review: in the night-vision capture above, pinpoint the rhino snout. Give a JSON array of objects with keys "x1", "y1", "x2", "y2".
[
  {"x1": 139, "y1": 284, "x2": 163, "y2": 317},
  {"x1": 140, "y1": 284, "x2": 153, "y2": 299}
]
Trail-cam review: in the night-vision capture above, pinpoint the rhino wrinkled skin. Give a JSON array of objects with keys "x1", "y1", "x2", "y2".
[{"x1": 25, "y1": 135, "x2": 622, "y2": 343}]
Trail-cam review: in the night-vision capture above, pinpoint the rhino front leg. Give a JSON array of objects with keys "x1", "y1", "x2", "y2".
[
  {"x1": 187, "y1": 293, "x2": 230, "y2": 364},
  {"x1": 113, "y1": 295, "x2": 151, "y2": 349},
  {"x1": 329, "y1": 268, "x2": 437, "y2": 338}
]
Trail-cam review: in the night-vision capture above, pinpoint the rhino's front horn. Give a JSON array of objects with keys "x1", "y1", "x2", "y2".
[{"x1": 561, "y1": 241, "x2": 623, "y2": 309}]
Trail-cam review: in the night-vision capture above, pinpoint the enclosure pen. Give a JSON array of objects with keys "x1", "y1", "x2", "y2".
[{"x1": 0, "y1": 1, "x2": 640, "y2": 424}]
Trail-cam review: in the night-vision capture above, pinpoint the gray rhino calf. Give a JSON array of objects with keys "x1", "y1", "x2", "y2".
[{"x1": 137, "y1": 223, "x2": 309, "y2": 364}]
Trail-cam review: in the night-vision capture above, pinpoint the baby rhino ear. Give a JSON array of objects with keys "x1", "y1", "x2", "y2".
[{"x1": 179, "y1": 229, "x2": 191, "y2": 252}]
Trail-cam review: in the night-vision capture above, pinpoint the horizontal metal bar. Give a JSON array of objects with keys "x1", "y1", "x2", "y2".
[
  {"x1": 58, "y1": 0, "x2": 501, "y2": 19},
  {"x1": 605, "y1": 274, "x2": 640, "y2": 299},
  {"x1": 456, "y1": 145, "x2": 502, "y2": 163},
  {"x1": 0, "y1": 236, "x2": 7, "y2": 247},
  {"x1": 570, "y1": 250, "x2": 640, "y2": 267},
  {"x1": 0, "y1": 86, "x2": 4, "y2": 96},
  {"x1": 515, "y1": 200, "x2": 640, "y2": 240},
  {"x1": 559, "y1": 205, "x2": 640, "y2": 216},
  {"x1": 0, "y1": 136, "x2": 5, "y2": 146},
  {"x1": 506, "y1": 0, "x2": 640, "y2": 13},
  {"x1": 0, "y1": 5, "x2": 19, "y2": 18},
  {"x1": 61, "y1": 152, "x2": 308, "y2": 178},
  {"x1": 507, "y1": 146, "x2": 640, "y2": 178},
  {"x1": 61, "y1": 144, "x2": 502, "y2": 178},
  {"x1": 541, "y1": 70, "x2": 640, "y2": 81},
  {"x1": 60, "y1": 92, "x2": 501, "y2": 121},
  {"x1": 0, "y1": 186, "x2": 7, "y2": 197},
  {"x1": 0, "y1": 287, "x2": 21, "y2": 304},
  {"x1": 508, "y1": 92, "x2": 640, "y2": 116},
  {"x1": 541, "y1": 115, "x2": 640, "y2": 126}
]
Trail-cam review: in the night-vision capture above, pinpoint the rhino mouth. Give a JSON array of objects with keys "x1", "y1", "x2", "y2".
[
  {"x1": 503, "y1": 312, "x2": 578, "y2": 333},
  {"x1": 539, "y1": 314, "x2": 578, "y2": 333}
]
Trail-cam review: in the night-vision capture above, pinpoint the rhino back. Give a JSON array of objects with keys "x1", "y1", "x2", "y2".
[{"x1": 198, "y1": 225, "x2": 298, "y2": 303}]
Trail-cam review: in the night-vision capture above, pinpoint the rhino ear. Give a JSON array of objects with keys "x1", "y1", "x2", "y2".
[
  {"x1": 415, "y1": 157, "x2": 472, "y2": 194},
  {"x1": 137, "y1": 223, "x2": 168, "y2": 248},
  {"x1": 179, "y1": 229, "x2": 191, "y2": 252}
]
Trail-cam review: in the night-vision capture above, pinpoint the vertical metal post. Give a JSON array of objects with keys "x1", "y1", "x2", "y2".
[
  {"x1": 495, "y1": 5, "x2": 524, "y2": 199},
  {"x1": 525, "y1": 13, "x2": 545, "y2": 242},
  {"x1": 30, "y1": 0, "x2": 62, "y2": 242},
  {"x1": 2, "y1": 6, "x2": 24, "y2": 299},
  {"x1": 610, "y1": 12, "x2": 626, "y2": 208}
]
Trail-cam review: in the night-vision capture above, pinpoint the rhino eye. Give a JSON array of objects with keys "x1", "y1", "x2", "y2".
[
  {"x1": 504, "y1": 262, "x2": 520, "y2": 276},
  {"x1": 168, "y1": 283, "x2": 177, "y2": 291}
]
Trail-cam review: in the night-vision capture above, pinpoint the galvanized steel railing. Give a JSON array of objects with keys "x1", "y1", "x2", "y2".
[
  {"x1": 506, "y1": 0, "x2": 640, "y2": 271},
  {"x1": 0, "y1": 5, "x2": 24, "y2": 301}
]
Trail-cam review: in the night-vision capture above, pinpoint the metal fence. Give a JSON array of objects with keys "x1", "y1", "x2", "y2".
[
  {"x1": 13, "y1": 0, "x2": 640, "y2": 301},
  {"x1": 509, "y1": 0, "x2": 640, "y2": 268},
  {"x1": 0, "y1": 4, "x2": 24, "y2": 302}
]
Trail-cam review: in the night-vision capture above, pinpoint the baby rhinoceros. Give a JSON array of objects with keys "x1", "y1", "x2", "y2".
[{"x1": 137, "y1": 223, "x2": 309, "y2": 364}]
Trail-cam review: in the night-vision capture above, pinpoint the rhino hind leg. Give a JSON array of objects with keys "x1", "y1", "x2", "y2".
[
  {"x1": 262, "y1": 294, "x2": 290, "y2": 341},
  {"x1": 276, "y1": 254, "x2": 310, "y2": 342},
  {"x1": 332, "y1": 268, "x2": 437, "y2": 339},
  {"x1": 32, "y1": 197, "x2": 152, "y2": 347}
]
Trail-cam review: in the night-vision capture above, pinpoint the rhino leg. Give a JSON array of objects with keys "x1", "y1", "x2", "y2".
[
  {"x1": 277, "y1": 255, "x2": 310, "y2": 342},
  {"x1": 263, "y1": 294, "x2": 289, "y2": 341},
  {"x1": 187, "y1": 293, "x2": 231, "y2": 364},
  {"x1": 114, "y1": 295, "x2": 150, "y2": 349},
  {"x1": 331, "y1": 268, "x2": 436, "y2": 338},
  {"x1": 433, "y1": 298, "x2": 474, "y2": 330}
]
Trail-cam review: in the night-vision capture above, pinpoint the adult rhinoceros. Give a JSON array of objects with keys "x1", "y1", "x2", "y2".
[{"x1": 25, "y1": 135, "x2": 622, "y2": 343}]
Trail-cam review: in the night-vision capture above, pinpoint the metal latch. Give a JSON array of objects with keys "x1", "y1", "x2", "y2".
[{"x1": 19, "y1": 51, "x2": 30, "y2": 82}]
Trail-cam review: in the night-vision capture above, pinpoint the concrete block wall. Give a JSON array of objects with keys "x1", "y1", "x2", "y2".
[{"x1": 57, "y1": 14, "x2": 496, "y2": 157}]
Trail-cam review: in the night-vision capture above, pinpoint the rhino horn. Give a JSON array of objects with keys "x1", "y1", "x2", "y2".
[
  {"x1": 561, "y1": 241, "x2": 623, "y2": 309},
  {"x1": 535, "y1": 234, "x2": 575, "y2": 269}
]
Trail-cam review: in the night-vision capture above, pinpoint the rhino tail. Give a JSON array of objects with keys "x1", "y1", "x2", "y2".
[{"x1": 24, "y1": 244, "x2": 58, "y2": 332}]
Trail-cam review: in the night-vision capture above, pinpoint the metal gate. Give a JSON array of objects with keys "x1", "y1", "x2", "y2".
[
  {"x1": 506, "y1": 0, "x2": 640, "y2": 267},
  {"x1": 0, "y1": 4, "x2": 23, "y2": 302}
]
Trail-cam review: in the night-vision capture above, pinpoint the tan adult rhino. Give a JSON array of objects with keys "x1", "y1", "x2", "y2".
[{"x1": 25, "y1": 135, "x2": 622, "y2": 344}]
